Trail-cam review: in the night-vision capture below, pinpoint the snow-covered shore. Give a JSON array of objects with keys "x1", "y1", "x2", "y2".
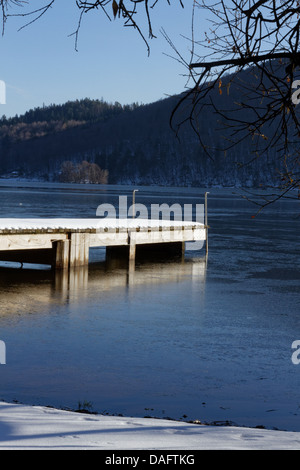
[{"x1": 0, "y1": 401, "x2": 299, "y2": 450}]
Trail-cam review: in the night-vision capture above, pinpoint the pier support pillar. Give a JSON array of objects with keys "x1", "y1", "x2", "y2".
[
  {"x1": 69, "y1": 233, "x2": 89, "y2": 268},
  {"x1": 128, "y1": 232, "x2": 136, "y2": 263},
  {"x1": 52, "y1": 239, "x2": 70, "y2": 270}
]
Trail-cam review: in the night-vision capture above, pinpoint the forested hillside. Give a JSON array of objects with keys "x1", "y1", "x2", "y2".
[{"x1": 0, "y1": 82, "x2": 283, "y2": 188}]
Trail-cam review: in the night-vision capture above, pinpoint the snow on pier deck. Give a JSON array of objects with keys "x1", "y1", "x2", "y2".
[{"x1": 0, "y1": 218, "x2": 207, "y2": 269}]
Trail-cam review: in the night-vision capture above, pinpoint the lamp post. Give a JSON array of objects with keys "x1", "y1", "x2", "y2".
[
  {"x1": 205, "y1": 192, "x2": 209, "y2": 255},
  {"x1": 132, "y1": 189, "x2": 139, "y2": 218}
]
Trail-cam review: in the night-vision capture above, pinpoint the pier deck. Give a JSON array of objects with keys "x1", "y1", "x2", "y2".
[{"x1": 0, "y1": 218, "x2": 207, "y2": 269}]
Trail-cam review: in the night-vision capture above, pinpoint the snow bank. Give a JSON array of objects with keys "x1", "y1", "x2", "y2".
[{"x1": 0, "y1": 401, "x2": 299, "y2": 450}]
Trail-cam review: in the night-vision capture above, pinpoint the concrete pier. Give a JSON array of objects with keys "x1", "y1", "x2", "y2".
[{"x1": 0, "y1": 218, "x2": 207, "y2": 270}]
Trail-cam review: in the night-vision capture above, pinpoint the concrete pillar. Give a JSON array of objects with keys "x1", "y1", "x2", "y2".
[
  {"x1": 128, "y1": 233, "x2": 136, "y2": 262},
  {"x1": 53, "y1": 239, "x2": 70, "y2": 270},
  {"x1": 69, "y1": 233, "x2": 89, "y2": 268}
]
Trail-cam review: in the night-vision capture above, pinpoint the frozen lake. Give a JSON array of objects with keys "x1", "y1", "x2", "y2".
[{"x1": 0, "y1": 181, "x2": 299, "y2": 431}]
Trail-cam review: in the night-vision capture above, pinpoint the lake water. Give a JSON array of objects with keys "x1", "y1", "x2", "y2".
[{"x1": 0, "y1": 180, "x2": 299, "y2": 431}]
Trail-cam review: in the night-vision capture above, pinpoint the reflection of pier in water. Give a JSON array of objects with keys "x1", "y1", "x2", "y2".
[
  {"x1": 56, "y1": 256, "x2": 207, "y2": 300},
  {"x1": 0, "y1": 257, "x2": 207, "y2": 315}
]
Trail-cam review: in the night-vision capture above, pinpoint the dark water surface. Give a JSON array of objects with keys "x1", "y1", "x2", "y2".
[{"x1": 0, "y1": 181, "x2": 299, "y2": 431}]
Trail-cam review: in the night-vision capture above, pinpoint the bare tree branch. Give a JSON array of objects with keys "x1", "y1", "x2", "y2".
[
  {"x1": 2, "y1": 0, "x2": 184, "y2": 55},
  {"x1": 0, "y1": 0, "x2": 26, "y2": 34},
  {"x1": 171, "y1": 0, "x2": 300, "y2": 206}
]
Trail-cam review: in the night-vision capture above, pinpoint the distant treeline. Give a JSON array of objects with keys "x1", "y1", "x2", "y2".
[
  {"x1": 0, "y1": 98, "x2": 140, "y2": 126},
  {"x1": 0, "y1": 87, "x2": 286, "y2": 188}
]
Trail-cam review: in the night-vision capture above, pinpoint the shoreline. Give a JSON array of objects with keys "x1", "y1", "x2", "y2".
[
  {"x1": 0, "y1": 400, "x2": 300, "y2": 450},
  {"x1": 1, "y1": 398, "x2": 287, "y2": 432}
]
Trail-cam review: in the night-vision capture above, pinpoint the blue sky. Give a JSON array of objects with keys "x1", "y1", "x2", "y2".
[{"x1": 0, "y1": 1, "x2": 200, "y2": 118}]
